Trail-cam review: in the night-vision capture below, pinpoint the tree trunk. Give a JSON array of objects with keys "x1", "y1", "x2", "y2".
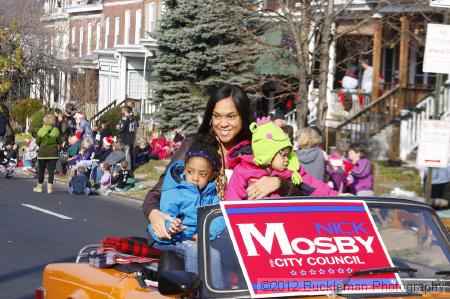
[{"x1": 317, "y1": 0, "x2": 334, "y2": 129}]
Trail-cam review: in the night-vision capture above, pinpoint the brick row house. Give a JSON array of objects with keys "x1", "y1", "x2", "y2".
[{"x1": 34, "y1": 0, "x2": 163, "y2": 118}]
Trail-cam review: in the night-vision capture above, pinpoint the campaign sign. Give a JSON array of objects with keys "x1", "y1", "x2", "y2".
[{"x1": 220, "y1": 200, "x2": 402, "y2": 298}]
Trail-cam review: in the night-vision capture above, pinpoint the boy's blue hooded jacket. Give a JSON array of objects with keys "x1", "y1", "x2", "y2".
[{"x1": 148, "y1": 160, "x2": 225, "y2": 244}]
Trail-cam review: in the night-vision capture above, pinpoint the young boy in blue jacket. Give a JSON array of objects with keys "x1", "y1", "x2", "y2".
[{"x1": 148, "y1": 133, "x2": 225, "y2": 288}]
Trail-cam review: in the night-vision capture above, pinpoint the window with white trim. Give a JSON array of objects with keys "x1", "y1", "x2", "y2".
[
  {"x1": 124, "y1": 10, "x2": 130, "y2": 45},
  {"x1": 135, "y1": 9, "x2": 142, "y2": 44},
  {"x1": 150, "y1": 2, "x2": 156, "y2": 32},
  {"x1": 145, "y1": 3, "x2": 150, "y2": 32},
  {"x1": 105, "y1": 17, "x2": 110, "y2": 49},
  {"x1": 128, "y1": 70, "x2": 147, "y2": 99},
  {"x1": 157, "y1": 2, "x2": 165, "y2": 29},
  {"x1": 79, "y1": 27, "x2": 84, "y2": 57},
  {"x1": 71, "y1": 27, "x2": 76, "y2": 44},
  {"x1": 96, "y1": 22, "x2": 101, "y2": 50},
  {"x1": 114, "y1": 17, "x2": 120, "y2": 46},
  {"x1": 87, "y1": 22, "x2": 92, "y2": 54}
]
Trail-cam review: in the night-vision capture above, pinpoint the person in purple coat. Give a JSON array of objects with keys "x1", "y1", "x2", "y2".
[{"x1": 347, "y1": 142, "x2": 374, "y2": 196}]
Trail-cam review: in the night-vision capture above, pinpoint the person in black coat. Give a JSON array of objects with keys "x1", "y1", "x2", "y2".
[{"x1": 117, "y1": 106, "x2": 137, "y2": 170}]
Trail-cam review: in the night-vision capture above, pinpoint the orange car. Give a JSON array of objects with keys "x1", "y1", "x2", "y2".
[{"x1": 38, "y1": 197, "x2": 450, "y2": 298}]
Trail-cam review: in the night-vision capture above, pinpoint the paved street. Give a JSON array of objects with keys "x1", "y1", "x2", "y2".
[{"x1": 0, "y1": 175, "x2": 148, "y2": 299}]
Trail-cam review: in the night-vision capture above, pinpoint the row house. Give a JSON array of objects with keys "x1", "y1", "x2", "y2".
[
  {"x1": 258, "y1": 0, "x2": 442, "y2": 127},
  {"x1": 35, "y1": 0, "x2": 164, "y2": 118}
]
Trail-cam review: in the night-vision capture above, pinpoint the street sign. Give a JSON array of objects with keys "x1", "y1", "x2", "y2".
[
  {"x1": 417, "y1": 120, "x2": 450, "y2": 168},
  {"x1": 430, "y1": 0, "x2": 450, "y2": 8},
  {"x1": 221, "y1": 200, "x2": 403, "y2": 298},
  {"x1": 423, "y1": 24, "x2": 450, "y2": 74}
]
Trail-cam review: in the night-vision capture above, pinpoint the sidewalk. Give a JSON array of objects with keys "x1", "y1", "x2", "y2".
[{"x1": 17, "y1": 159, "x2": 167, "y2": 202}]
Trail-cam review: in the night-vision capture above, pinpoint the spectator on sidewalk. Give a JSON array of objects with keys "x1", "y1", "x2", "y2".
[
  {"x1": 56, "y1": 134, "x2": 81, "y2": 175},
  {"x1": 326, "y1": 152, "x2": 347, "y2": 193},
  {"x1": 23, "y1": 134, "x2": 38, "y2": 170},
  {"x1": 347, "y1": 142, "x2": 374, "y2": 196},
  {"x1": 0, "y1": 140, "x2": 18, "y2": 178},
  {"x1": 69, "y1": 165, "x2": 94, "y2": 196},
  {"x1": 133, "y1": 138, "x2": 158, "y2": 168},
  {"x1": 295, "y1": 127, "x2": 326, "y2": 181},
  {"x1": 74, "y1": 112, "x2": 93, "y2": 142},
  {"x1": 92, "y1": 142, "x2": 125, "y2": 184},
  {"x1": 113, "y1": 160, "x2": 134, "y2": 190},
  {"x1": 117, "y1": 106, "x2": 137, "y2": 170},
  {"x1": 34, "y1": 114, "x2": 61, "y2": 194}
]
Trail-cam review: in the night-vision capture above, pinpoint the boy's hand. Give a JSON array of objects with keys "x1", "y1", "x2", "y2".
[
  {"x1": 167, "y1": 218, "x2": 188, "y2": 235},
  {"x1": 191, "y1": 234, "x2": 198, "y2": 241}
]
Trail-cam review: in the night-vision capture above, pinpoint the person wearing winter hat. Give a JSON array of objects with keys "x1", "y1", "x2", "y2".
[
  {"x1": 74, "y1": 112, "x2": 93, "y2": 141},
  {"x1": 326, "y1": 152, "x2": 347, "y2": 193},
  {"x1": 225, "y1": 117, "x2": 340, "y2": 201}
]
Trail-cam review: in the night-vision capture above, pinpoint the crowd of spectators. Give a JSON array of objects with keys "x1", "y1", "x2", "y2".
[{"x1": 13, "y1": 102, "x2": 186, "y2": 195}]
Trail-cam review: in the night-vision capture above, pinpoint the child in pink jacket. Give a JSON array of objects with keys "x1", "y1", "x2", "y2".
[{"x1": 225, "y1": 118, "x2": 339, "y2": 201}]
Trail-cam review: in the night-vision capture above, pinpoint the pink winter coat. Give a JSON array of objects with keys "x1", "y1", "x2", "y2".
[{"x1": 225, "y1": 141, "x2": 339, "y2": 201}]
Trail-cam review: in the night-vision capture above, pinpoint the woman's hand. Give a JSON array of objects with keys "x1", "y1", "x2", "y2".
[
  {"x1": 246, "y1": 176, "x2": 281, "y2": 200},
  {"x1": 148, "y1": 210, "x2": 186, "y2": 240}
]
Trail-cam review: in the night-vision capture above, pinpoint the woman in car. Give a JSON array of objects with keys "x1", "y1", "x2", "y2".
[{"x1": 143, "y1": 83, "x2": 343, "y2": 240}]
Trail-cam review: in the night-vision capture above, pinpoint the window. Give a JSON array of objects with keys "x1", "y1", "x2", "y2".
[
  {"x1": 128, "y1": 70, "x2": 147, "y2": 99},
  {"x1": 114, "y1": 17, "x2": 120, "y2": 46},
  {"x1": 135, "y1": 9, "x2": 142, "y2": 44},
  {"x1": 79, "y1": 26, "x2": 84, "y2": 57},
  {"x1": 96, "y1": 22, "x2": 101, "y2": 50},
  {"x1": 87, "y1": 22, "x2": 92, "y2": 54},
  {"x1": 150, "y1": 2, "x2": 156, "y2": 32},
  {"x1": 104, "y1": 17, "x2": 110, "y2": 49},
  {"x1": 71, "y1": 27, "x2": 76, "y2": 44},
  {"x1": 124, "y1": 10, "x2": 130, "y2": 45},
  {"x1": 157, "y1": 2, "x2": 165, "y2": 29},
  {"x1": 145, "y1": 3, "x2": 150, "y2": 32}
]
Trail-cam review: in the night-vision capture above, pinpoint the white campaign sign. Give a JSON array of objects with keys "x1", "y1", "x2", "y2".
[
  {"x1": 430, "y1": 0, "x2": 450, "y2": 8},
  {"x1": 423, "y1": 24, "x2": 450, "y2": 74},
  {"x1": 417, "y1": 120, "x2": 450, "y2": 168}
]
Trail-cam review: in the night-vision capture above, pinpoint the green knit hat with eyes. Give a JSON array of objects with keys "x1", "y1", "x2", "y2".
[{"x1": 250, "y1": 118, "x2": 302, "y2": 185}]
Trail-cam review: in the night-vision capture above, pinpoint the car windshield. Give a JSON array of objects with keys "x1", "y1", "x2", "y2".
[{"x1": 205, "y1": 201, "x2": 450, "y2": 292}]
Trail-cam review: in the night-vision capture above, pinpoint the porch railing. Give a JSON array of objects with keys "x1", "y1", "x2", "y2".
[
  {"x1": 329, "y1": 90, "x2": 371, "y2": 120},
  {"x1": 399, "y1": 83, "x2": 450, "y2": 160},
  {"x1": 334, "y1": 86, "x2": 433, "y2": 150}
]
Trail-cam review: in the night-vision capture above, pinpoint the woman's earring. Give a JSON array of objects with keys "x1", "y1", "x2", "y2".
[{"x1": 209, "y1": 120, "x2": 212, "y2": 126}]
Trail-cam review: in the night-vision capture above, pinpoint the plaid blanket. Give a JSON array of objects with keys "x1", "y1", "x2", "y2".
[
  {"x1": 101, "y1": 237, "x2": 163, "y2": 258},
  {"x1": 88, "y1": 249, "x2": 159, "y2": 268}
]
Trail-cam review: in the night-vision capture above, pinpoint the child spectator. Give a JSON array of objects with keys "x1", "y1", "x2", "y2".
[
  {"x1": 92, "y1": 141, "x2": 125, "y2": 184},
  {"x1": 327, "y1": 153, "x2": 347, "y2": 193},
  {"x1": 347, "y1": 142, "x2": 374, "y2": 196},
  {"x1": 113, "y1": 161, "x2": 134, "y2": 190},
  {"x1": 99, "y1": 162, "x2": 112, "y2": 191},
  {"x1": 0, "y1": 140, "x2": 18, "y2": 178},
  {"x1": 69, "y1": 166, "x2": 93, "y2": 195},
  {"x1": 56, "y1": 134, "x2": 81, "y2": 175},
  {"x1": 295, "y1": 127, "x2": 326, "y2": 181},
  {"x1": 225, "y1": 118, "x2": 340, "y2": 201},
  {"x1": 148, "y1": 133, "x2": 225, "y2": 288},
  {"x1": 23, "y1": 135, "x2": 38, "y2": 171}
]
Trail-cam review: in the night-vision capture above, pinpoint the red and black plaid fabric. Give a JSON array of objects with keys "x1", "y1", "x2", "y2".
[{"x1": 101, "y1": 237, "x2": 163, "y2": 258}]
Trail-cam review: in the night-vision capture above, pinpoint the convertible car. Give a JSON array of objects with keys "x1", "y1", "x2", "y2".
[{"x1": 37, "y1": 197, "x2": 450, "y2": 298}]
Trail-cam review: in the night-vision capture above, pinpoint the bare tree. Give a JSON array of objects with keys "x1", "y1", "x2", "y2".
[{"x1": 252, "y1": 0, "x2": 437, "y2": 130}]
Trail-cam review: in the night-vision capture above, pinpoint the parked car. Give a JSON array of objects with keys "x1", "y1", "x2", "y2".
[{"x1": 37, "y1": 197, "x2": 450, "y2": 298}]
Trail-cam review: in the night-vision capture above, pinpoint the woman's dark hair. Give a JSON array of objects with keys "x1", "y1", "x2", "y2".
[
  {"x1": 348, "y1": 142, "x2": 366, "y2": 159},
  {"x1": 198, "y1": 83, "x2": 254, "y2": 143},
  {"x1": 186, "y1": 133, "x2": 220, "y2": 171}
]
